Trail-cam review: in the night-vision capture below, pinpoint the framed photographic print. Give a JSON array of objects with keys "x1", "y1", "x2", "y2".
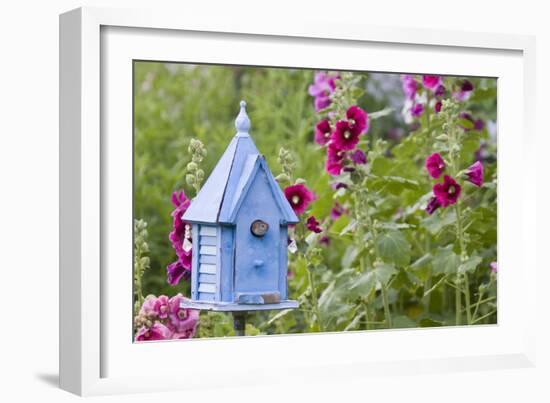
[{"x1": 60, "y1": 6, "x2": 536, "y2": 396}]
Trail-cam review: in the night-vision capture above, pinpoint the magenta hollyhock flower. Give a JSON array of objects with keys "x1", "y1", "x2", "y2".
[
  {"x1": 401, "y1": 75, "x2": 417, "y2": 100},
  {"x1": 319, "y1": 235, "x2": 330, "y2": 245},
  {"x1": 135, "y1": 323, "x2": 172, "y2": 342},
  {"x1": 325, "y1": 144, "x2": 346, "y2": 176},
  {"x1": 490, "y1": 261, "x2": 498, "y2": 274},
  {"x1": 314, "y1": 96, "x2": 331, "y2": 112},
  {"x1": 314, "y1": 119, "x2": 332, "y2": 146},
  {"x1": 331, "y1": 120, "x2": 361, "y2": 151},
  {"x1": 425, "y1": 197, "x2": 441, "y2": 215},
  {"x1": 308, "y1": 72, "x2": 339, "y2": 112},
  {"x1": 139, "y1": 295, "x2": 158, "y2": 317},
  {"x1": 425, "y1": 153, "x2": 446, "y2": 179},
  {"x1": 168, "y1": 294, "x2": 199, "y2": 335},
  {"x1": 411, "y1": 103, "x2": 424, "y2": 117},
  {"x1": 465, "y1": 161, "x2": 484, "y2": 187},
  {"x1": 167, "y1": 259, "x2": 191, "y2": 286},
  {"x1": 453, "y1": 79, "x2": 474, "y2": 101},
  {"x1": 350, "y1": 149, "x2": 367, "y2": 165},
  {"x1": 433, "y1": 175, "x2": 462, "y2": 207},
  {"x1": 330, "y1": 202, "x2": 345, "y2": 220},
  {"x1": 434, "y1": 100, "x2": 442, "y2": 113},
  {"x1": 306, "y1": 216, "x2": 322, "y2": 233},
  {"x1": 168, "y1": 190, "x2": 192, "y2": 285},
  {"x1": 434, "y1": 84, "x2": 446, "y2": 98},
  {"x1": 153, "y1": 295, "x2": 170, "y2": 319},
  {"x1": 346, "y1": 105, "x2": 369, "y2": 134},
  {"x1": 284, "y1": 184, "x2": 316, "y2": 215},
  {"x1": 422, "y1": 75, "x2": 442, "y2": 91}
]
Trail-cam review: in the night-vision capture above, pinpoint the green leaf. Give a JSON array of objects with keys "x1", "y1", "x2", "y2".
[
  {"x1": 458, "y1": 118, "x2": 474, "y2": 130},
  {"x1": 375, "y1": 231, "x2": 411, "y2": 266},
  {"x1": 369, "y1": 107, "x2": 395, "y2": 120},
  {"x1": 419, "y1": 317, "x2": 444, "y2": 327},
  {"x1": 432, "y1": 245, "x2": 460, "y2": 275},
  {"x1": 348, "y1": 271, "x2": 377, "y2": 299},
  {"x1": 341, "y1": 245, "x2": 361, "y2": 268},
  {"x1": 458, "y1": 255, "x2": 482, "y2": 274},
  {"x1": 422, "y1": 209, "x2": 456, "y2": 235},
  {"x1": 373, "y1": 263, "x2": 397, "y2": 286}
]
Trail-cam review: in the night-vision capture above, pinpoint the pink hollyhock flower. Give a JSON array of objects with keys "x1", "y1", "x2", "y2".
[
  {"x1": 308, "y1": 72, "x2": 339, "y2": 112},
  {"x1": 331, "y1": 121, "x2": 360, "y2": 151},
  {"x1": 350, "y1": 149, "x2": 367, "y2": 165},
  {"x1": 425, "y1": 197, "x2": 441, "y2": 215},
  {"x1": 490, "y1": 261, "x2": 498, "y2": 273},
  {"x1": 284, "y1": 184, "x2": 316, "y2": 215},
  {"x1": 425, "y1": 153, "x2": 446, "y2": 179},
  {"x1": 319, "y1": 235, "x2": 330, "y2": 245},
  {"x1": 411, "y1": 103, "x2": 424, "y2": 117},
  {"x1": 168, "y1": 294, "x2": 199, "y2": 335},
  {"x1": 306, "y1": 216, "x2": 322, "y2": 233},
  {"x1": 346, "y1": 105, "x2": 369, "y2": 134},
  {"x1": 422, "y1": 75, "x2": 442, "y2": 91},
  {"x1": 453, "y1": 79, "x2": 474, "y2": 101},
  {"x1": 330, "y1": 202, "x2": 345, "y2": 220},
  {"x1": 153, "y1": 295, "x2": 170, "y2": 319},
  {"x1": 314, "y1": 119, "x2": 332, "y2": 146},
  {"x1": 139, "y1": 295, "x2": 158, "y2": 317},
  {"x1": 167, "y1": 190, "x2": 192, "y2": 285},
  {"x1": 135, "y1": 323, "x2": 172, "y2": 342},
  {"x1": 433, "y1": 175, "x2": 461, "y2": 207},
  {"x1": 434, "y1": 100, "x2": 442, "y2": 113},
  {"x1": 465, "y1": 161, "x2": 484, "y2": 187},
  {"x1": 325, "y1": 144, "x2": 346, "y2": 176},
  {"x1": 167, "y1": 259, "x2": 191, "y2": 286},
  {"x1": 401, "y1": 75, "x2": 417, "y2": 100}
]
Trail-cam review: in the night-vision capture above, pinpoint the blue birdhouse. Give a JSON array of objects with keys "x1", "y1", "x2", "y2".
[{"x1": 180, "y1": 101, "x2": 299, "y2": 313}]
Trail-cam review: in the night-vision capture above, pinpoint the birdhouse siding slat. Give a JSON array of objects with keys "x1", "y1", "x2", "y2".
[
  {"x1": 199, "y1": 264, "x2": 217, "y2": 274},
  {"x1": 199, "y1": 255, "x2": 216, "y2": 264},
  {"x1": 200, "y1": 245, "x2": 217, "y2": 255},
  {"x1": 199, "y1": 235, "x2": 217, "y2": 246},
  {"x1": 198, "y1": 273, "x2": 216, "y2": 284},
  {"x1": 198, "y1": 283, "x2": 216, "y2": 293},
  {"x1": 199, "y1": 226, "x2": 217, "y2": 236},
  {"x1": 279, "y1": 225, "x2": 288, "y2": 300},
  {"x1": 198, "y1": 292, "x2": 215, "y2": 301}
]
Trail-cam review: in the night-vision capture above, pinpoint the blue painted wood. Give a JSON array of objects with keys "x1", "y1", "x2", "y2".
[
  {"x1": 199, "y1": 263, "x2": 216, "y2": 274},
  {"x1": 180, "y1": 299, "x2": 299, "y2": 312},
  {"x1": 215, "y1": 223, "x2": 222, "y2": 301},
  {"x1": 199, "y1": 235, "x2": 217, "y2": 246},
  {"x1": 191, "y1": 224, "x2": 199, "y2": 300},
  {"x1": 279, "y1": 224, "x2": 288, "y2": 300},
  {"x1": 198, "y1": 292, "x2": 215, "y2": 302},
  {"x1": 198, "y1": 273, "x2": 216, "y2": 283},
  {"x1": 199, "y1": 255, "x2": 216, "y2": 264},
  {"x1": 220, "y1": 225, "x2": 234, "y2": 302}
]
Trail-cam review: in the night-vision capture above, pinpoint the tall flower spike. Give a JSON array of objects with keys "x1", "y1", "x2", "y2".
[{"x1": 235, "y1": 100, "x2": 250, "y2": 136}]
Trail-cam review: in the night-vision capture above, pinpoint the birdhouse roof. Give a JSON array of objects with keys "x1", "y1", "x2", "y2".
[{"x1": 182, "y1": 101, "x2": 299, "y2": 225}]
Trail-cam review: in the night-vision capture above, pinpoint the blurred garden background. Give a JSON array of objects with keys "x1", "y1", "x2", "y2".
[{"x1": 133, "y1": 61, "x2": 497, "y2": 340}]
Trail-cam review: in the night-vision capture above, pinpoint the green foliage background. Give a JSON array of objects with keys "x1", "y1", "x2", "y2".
[{"x1": 134, "y1": 61, "x2": 497, "y2": 336}]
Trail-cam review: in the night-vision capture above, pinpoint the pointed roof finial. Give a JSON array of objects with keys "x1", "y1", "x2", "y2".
[{"x1": 235, "y1": 100, "x2": 250, "y2": 135}]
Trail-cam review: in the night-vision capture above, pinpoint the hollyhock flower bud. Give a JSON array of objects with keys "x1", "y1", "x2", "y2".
[
  {"x1": 425, "y1": 197, "x2": 441, "y2": 215},
  {"x1": 490, "y1": 261, "x2": 498, "y2": 273},
  {"x1": 433, "y1": 175, "x2": 462, "y2": 207},
  {"x1": 306, "y1": 216, "x2": 323, "y2": 233},
  {"x1": 153, "y1": 295, "x2": 170, "y2": 319},
  {"x1": 434, "y1": 84, "x2": 446, "y2": 98},
  {"x1": 401, "y1": 75, "x2": 417, "y2": 100},
  {"x1": 331, "y1": 120, "x2": 361, "y2": 151},
  {"x1": 284, "y1": 184, "x2": 316, "y2": 215},
  {"x1": 314, "y1": 119, "x2": 332, "y2": 146},
  {"x1": 422, "y1": 75, "x2": 442, "y2": 91},
  {"x1": 330, "y1": 202, "x2": 345, "y2": 220},
  {"x1": 135, "y1": 323, "x2": 172, "y2": 342},
  {"x1": 325, "y1": 144, "x2": 345, "y2": 176},
  {"x1": 350, "y1": 149, "x2": 367, "y2": 165},
  {"x1": 346, "y1": 105, "x2": 369, "y2": 134},
  {"x1": 465, "y1": 161, "x2": 484, "y2": 187},
  {"x1": 425, "y1": 153, "x2": 446, "y2": 179},
  {"x1": 434, "y1": 100, "x2": 442, "y2": 113}
]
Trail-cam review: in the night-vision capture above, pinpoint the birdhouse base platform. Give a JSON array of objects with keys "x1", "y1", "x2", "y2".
[{"x1": 180, "y1": 299, "x2": 299, "y2": 312}]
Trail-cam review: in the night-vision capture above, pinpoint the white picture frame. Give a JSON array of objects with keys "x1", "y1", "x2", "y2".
[{"x1": 60, "y1": 6, "x2": 537, "y2": 396}]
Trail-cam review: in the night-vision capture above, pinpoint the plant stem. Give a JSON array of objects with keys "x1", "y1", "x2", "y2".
[
  {"x1": 307, "y1": 267, "x2": 323, "y2": 332},
  {"x1": 455, "y1": 285, "x2": 461, "y2": 326},
  {"x1": 463, "y1": 273, "x2": 472, "y2": 325},
  {"x1": 381, "y1": 286, "x2": 392, "y2": 328}
]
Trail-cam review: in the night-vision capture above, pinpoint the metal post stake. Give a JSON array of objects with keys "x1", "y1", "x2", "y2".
[{"x1": 233, "y1": 311, "x2": 247, "y2": 336}]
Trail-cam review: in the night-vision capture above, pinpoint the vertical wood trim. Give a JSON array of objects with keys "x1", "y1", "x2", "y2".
[
  {"x1": 215, "y1": 226, "x2": 222, "y2": 301},
  {"x1": 191, "y1": 224, "x2": 199, "y2": 300},
  {"x1": 279, "y1": 225, "x2": 288, "y2": 300}
]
